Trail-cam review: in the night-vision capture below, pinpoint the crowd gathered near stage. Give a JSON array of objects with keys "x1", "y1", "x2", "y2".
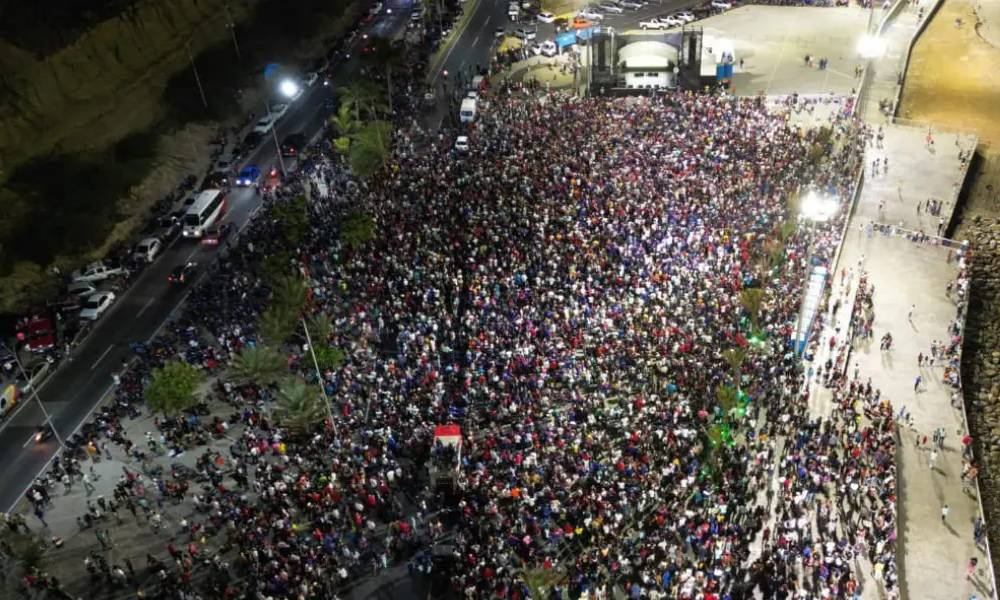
[{"x1": 4, "y1": 81, "x2": 909, "y2": 600}]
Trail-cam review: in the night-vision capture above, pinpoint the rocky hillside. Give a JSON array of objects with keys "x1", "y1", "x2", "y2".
[
  {"x1": 0, "y1": 0, "x2": 260, "y2": 171},
  {"x1": 0, "y1": 0, "x2": 360, "y2": 312},
  {"x1": 961, "y1": 217, "x2": 1000, "y2": 563}
]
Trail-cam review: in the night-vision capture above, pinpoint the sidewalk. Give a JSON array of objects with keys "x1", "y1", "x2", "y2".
[
  {"x1": 859, "y1": 0, "x2": 921, "y2": 122},
  {"x1": 4, "y1": 394, "x2": 243, "y2": 598},
  {"x1": 804, "y1": 118, "x2": 991, "y2": 600},
  {"x1": 856, "y1": 124, "x2": 976, "y2": 234}
]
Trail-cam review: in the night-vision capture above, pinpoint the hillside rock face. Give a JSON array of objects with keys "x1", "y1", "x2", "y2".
[
  {"x1": 0, "y1": 0, "x2": 256, "y2": 174},
  {"x1": 961, "y1": 216, "x2": 1000, "y2": 578}
]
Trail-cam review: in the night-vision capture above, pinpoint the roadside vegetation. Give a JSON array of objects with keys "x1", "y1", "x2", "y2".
[{"x1": 0, "y1": 0, "x2": 364, "y2": 315}]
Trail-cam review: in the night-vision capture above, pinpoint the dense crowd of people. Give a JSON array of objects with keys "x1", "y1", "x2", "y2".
[{"x1": 6, "y1": 72, "x2": 919, "y2": 599}]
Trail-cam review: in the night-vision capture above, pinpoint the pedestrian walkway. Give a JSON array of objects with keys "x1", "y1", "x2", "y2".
[
  {"x1": 5, "y1": 396, "x2": 241, "y2": 597},
  {"x1": 805, "y1": 113, "x2": 993, "y2": 600},
  {"x1": 859, "y1": 1, "x2": 921, "y2": 122},
  {"x1": 857, "y1": 123, "x2": 976, "y2": 234}
]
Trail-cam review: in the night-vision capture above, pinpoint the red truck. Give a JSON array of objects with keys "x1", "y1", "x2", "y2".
[{"x1": 16, "y1": 314, "x2": 56, "y2": 354}]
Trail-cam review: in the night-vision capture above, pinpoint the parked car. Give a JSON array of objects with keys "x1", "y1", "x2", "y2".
[
  {"x1": 710, "y1": 0, "x2": 733, "y2": 8},
  {"x1": 157, "y1": 213, "x2": 183, "y2": 241},
  {"x1": 66, "y1": 281, "x2": 97, "y2": 297},
  {"x1": 252, "y1": 115, "x2": 277, "y2": 134},
  {"x1": 269, "y1": 102, "x2": 290, "y2": 120},
  {"x1": 616, "y1": 0, "x2": 643, "y2": 8},
  {"x1": 495, "y1": 26, "x2": 506, "y2": 37},
  {"x1": 640, "y1": 16, "x2": 679, "y2": 28},
  {"x1": 168, "y1": 262, "x2": 199, "y2": 285},
  {"x1": 540, "y1": 40, "x2": 558, "y2": 56},
  {"x1": 201, "y1": 222, "x2": 235, "y2": 246},
  {"x1": 572, "y1": 16, "x2": 593, "y2": 29},
  {"x1": 515, "y1": 26, "x2": 537, "y2": 40},
  {"x1": 236, "y1": 165, "x2": 261, "y2": 187},
  {"x1": 71, "y1": 262, "x2": 123, "y2": 283},
  {"x1": 80, "y1": 292, "x2": 115, "y2": 320},
  {"x1": 578, "y1": 7, "x2": 604, "y2": 20},
  {"x1": 537, "y1": 11, "x2": 555, "y2": 22},
  {"x1": 454, "y1": 135, "x2": 470, "y2": 153},
  {"x1": 132, "y1": 237, "x2": 162, "y2": 263},
  {"x1": 304, "y1": 72, "x2": 319, "y2": 87},
  {"x1": 241, "y1": 131, "x2": 265, "y2": 153},
  {"x1": 529, "y1": 42, "x2": 544, "y2": 55},
  {"x1": 674, "y1": 10, "x2": 696, "y2": 22},
  {"x1": 599, "y1": 3, "x2": 624, "y2": 13}
]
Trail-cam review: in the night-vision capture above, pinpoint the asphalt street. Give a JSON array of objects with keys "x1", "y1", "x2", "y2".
[
  {"x1": 0, "y1": 0, "x2": 709, "y2": 515},
  {"x1": 0, "y1": 0, "x2": 416, "y2": 513}
]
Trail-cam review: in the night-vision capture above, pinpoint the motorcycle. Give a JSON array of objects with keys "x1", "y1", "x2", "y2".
[{"x1": 33, "y1": 424, "x2": 55, "y2": 444}]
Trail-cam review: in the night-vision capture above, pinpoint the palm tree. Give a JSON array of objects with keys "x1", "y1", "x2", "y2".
[
  {"x1": 272, "y1": 273, "x2": 309, "y2": 316},
  {"x1": 258, "y1": 304, "x2": 298, "y2": 347},
  {"x1": 305, "y1": 312, "x2": 333, "y2": 344},
  {"x1": 274, "y1": 377, "x2": 326, "y2": 435},
  {"x1": 348, "y1": 121, "x2": 391, "y2": 179},
  {"x1": 778, "y1": 219, "x2": 797, "y2": 242},
  {"x1": 329, "y1": 104, "x2": 359, "y2": 155},
  {"x1": 721, "y1": 347, "x2": 747, "y2": 389},
  {"x1": 340, "y1": 211, "x2": 376, "y2": 249},
  {"x1": 229, "y1": 345, "x2": 287, "y2": 387},
  {"x1": 341, "y1": 80, "x2": 387, "y2": 121},
  {"x1": 740, "y1": 287, "x2": 764, "y2": 333},
  {"x1": 716, "y1": 385, "x2": 739, "y2": 420},
  {"x1": 362, "y1": 37, "x2": 406, "y2": 112}
]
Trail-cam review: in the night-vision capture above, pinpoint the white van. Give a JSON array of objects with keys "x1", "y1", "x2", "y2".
[{"x1": 459, "y1": 98, "x2": 477, "y2": 123}]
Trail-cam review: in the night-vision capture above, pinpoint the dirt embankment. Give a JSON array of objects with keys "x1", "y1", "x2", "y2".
[{"x1": 0, "y1": 0, "x2": 362, "y2": 313}]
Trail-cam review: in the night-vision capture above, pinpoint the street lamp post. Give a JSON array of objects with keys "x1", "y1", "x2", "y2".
[
  {"x1": 264, "y1": 102, "x2": 287, "y2": 178},
  {"x1": 223, "y1": 4, "x2": 242, "y2": 61},
  {"x1": 186, "y1": 41, "x2": 209, "y2": 110},
  {"x1": 1, "y1": 343, "x2": 64, "y2": 449},
  {"x1": 301, "y1": 318, "x2": 338, "y2": 436},
  {"x1": 263, "y1": 77, "x2": 301, "y2": 179}
]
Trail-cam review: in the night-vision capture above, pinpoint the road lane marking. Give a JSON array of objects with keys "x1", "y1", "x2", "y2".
[
  {"x1": 90, "y1": 344, "x2": 113, "y2": 370},
  {"x1": 472, "y1": 34, "x2": 480, "y2": 46},
  {"x1": 22, "y1": 433, "x2": 36, "y2": 448},
  {"x1": 5, "y1": 379, "x2": 117, "y2": 513},
  {"x1": 136, "y1": 297, "x2": 156, "y2": 318},
  {"x1": 485, "y1": 15, "x2": 491, "y2": 26}
]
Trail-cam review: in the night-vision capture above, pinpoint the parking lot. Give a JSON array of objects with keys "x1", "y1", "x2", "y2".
[{"x1": 502, "y1": 0, "x2": 707, "y2": 54}]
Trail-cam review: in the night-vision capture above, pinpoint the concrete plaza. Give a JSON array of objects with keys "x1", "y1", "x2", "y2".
[
  {"x1": 806, "y1": 117, "x2": 991, "y2": 598},
  {"x1": 697, "y1": 5, "x2": 874, "y2": 97}
]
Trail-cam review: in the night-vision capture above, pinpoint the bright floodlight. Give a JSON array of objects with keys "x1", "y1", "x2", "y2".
[
  {"x1": 800, "y1": 191, "x2": 839, "y2": 222},
  {"x1": 279, "y1": 79, "x2": 300, "y2": 98},
  {"x1": 857, "y1": 35, "x2": 887, "y2": 58}
]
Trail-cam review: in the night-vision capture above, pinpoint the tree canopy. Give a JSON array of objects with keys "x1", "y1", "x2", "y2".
[{"x1": 145, "y1": 360, "x2": 204, "y2": 416}]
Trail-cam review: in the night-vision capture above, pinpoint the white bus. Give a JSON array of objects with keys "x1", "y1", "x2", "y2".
[{"x1": 182, "y1": 189, "x2": 227, "y2": 238}]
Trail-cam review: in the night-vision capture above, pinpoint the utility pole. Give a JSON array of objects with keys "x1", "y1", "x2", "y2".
[
  {"x1": 301, "y1": 318, "x2": 338, "y2": 436},
  {"x1": 1, "y1": 343, "x2": 64, "y2": 450},
  {"x1": 186, "y1": 41, "x2": 209, "y2": 110},
  {"x1": 264, "y1": 102, "x2": 287, "y2": 177},
  {"x1": 223, "y1": 4, "x2": 242, "y2": 61}
]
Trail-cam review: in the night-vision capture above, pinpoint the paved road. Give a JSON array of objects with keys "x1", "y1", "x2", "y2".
[
  {"x1": 0, "y1": 0, "x2": 416, "y2": 513},
  {"x1": 425, "y1": 0, "x2": 703, "y2": 130}
]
